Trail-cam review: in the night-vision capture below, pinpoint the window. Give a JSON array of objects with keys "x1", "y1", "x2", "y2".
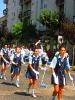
[
  {"x1": 40, "y1": 0, "x2": 43, "y2": 9},
  {"x1": 44, "y1": 3, "x2": 47, "y2": 8},
  {"x1": 74, "y1": 0, "x2": 75, "y2": 16}
]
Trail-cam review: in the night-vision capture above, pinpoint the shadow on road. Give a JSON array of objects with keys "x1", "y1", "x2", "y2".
[
  {"x1": 14, "y1": 91, "x2": 31, "y2": 96},
  {"x1": 1, "y1": 82, "x2": 16, "y2": 86}
]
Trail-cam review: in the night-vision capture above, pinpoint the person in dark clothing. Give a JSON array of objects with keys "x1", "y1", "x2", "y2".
[
  {"x1": 10, "y1": 47, "x2": 25, "y2": 87},
  {"x1": 0, "y1": 44, "x2": 10, "y2": 80},
  {"x1": 50, "y1": 45, "x2": 73, "y2": 100},
  {"x1": 25, "y1": 48, "x2": 46, "y2": 97}
]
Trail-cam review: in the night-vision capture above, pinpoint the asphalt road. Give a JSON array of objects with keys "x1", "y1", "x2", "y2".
[{"x1": 0, "y1": 63, "x2": 75, "y2": 100}]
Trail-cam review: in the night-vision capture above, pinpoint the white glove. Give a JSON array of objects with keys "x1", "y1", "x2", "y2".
[
  {"x1": 53, "y1": 72, "x2": 59, "y2": 84},
  {"x1": 32, "y1": 69, "x2": 39, "y2": 79},
  {"x1": 3, "y1": 58, "x2": 9, "y2": 64},
  {"x1": 6, "y1": 61, "x2": 9, "y2": 64},
  {"x1": 41, "y1": 67, "x2": 47, "y2": 71},
  {"x1": 35, "y1": 40, "x2": 41, "y2": 45},
  {"x1": 22, "y1": 62, "x2": 25, "y2": 65},
  {"x1": 32, "y1": 69, "x2": 39, "y2": 75},
  {"x1": 14, "y1": 63, "x2": 18, "y2": 66},
  {"x1": 12, "y1": 61, "x2": 18, "y2": 66},
  {"x1": 36, "y1": 73, "x2": 39, "y2": 79},
  {"x1": 68, "y1": 73, "x2": 73, "y2": 81},
  {"x1": 7, "y1": 64, "x2": 11, "y2": 68}
]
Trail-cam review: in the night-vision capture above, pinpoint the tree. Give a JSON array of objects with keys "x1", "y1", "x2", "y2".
[
  {"x1": 0, "y1": 20, "x2": 8, "y2": 44},
  {"x1": 11, "y1": 22, "x2": 23, "y2": 43},
  {"x1": 21, "y1": 18, "x2": 39, "y2": 43},
  {"x1": 11, "y1": 22, "x2": 23, "y2": 39},
  {"x1": 38, "y1": 9, "x2": 59, "y2": 36},
  {"x1": 11, "y1": 18, "x2": 39, "y2": 44}
]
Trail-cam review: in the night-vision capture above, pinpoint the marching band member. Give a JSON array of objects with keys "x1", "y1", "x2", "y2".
[
  {"x1": 25, "y1": 48, "x2": 46, "y2": 97},
  {"x1": 10, "y1": 46, "x2": 25, "y2": 87},
  {"x1": 0, "y1": 44, "x2": 10, "y2": 80},
  {"x1": 50, "y1": 44, "x2": 73, "y2": 100}
]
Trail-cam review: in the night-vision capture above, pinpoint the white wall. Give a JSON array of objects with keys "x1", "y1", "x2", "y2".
[
  {"x1": 7, "y1": 0, "x2": 75, "y2": 32},
  {"x1": 7, "y1": 0, "x2": 21, "y2": 32},
  {"x1": 31, "y1": 0, "x2": 58, "y2": 30},
  {"x1": 47, "y1": 0, "x2": 58, "y2": 11},
  {"x1": 64, "y1": 0, "x2": 74, "y2": 21}
]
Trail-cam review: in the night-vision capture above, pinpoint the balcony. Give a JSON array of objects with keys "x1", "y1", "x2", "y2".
[
  {"x1": 18, "y1": 11, "x2": 23, "y2": 19},
  {"x1": 24, "y1": 0, "x2": 31, "y2": 4},
  {"x1": 3, "y1": 8, "x2": 8, "y2": 15},
  {"x1": 24, "y1": 10, "x2": 31, "y2": 18},
  {"x1": 19, "y1": 0, "x2": 23, "y2": 5},
  {"x1": 56, "y1": 0, "x2": 64, "y2": 6},
  {"x1": 4, "y1": 0, "x2": 8, "y2": 4}
]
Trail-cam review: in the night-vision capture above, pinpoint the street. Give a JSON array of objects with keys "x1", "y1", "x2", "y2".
[{"x1": 0, "y1": 63, "x2": 75, "y2": 100}]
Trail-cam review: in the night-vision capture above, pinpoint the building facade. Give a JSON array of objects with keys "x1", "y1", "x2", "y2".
[
  {"x1": 3, "y1": 0, "x2": 75, "y2": 32},
  {"x1": 4, "y1": 0, "x2": 21, "y2": 32},
  {"x1": 0, "y1": 16, "x2": 6, "y2": 33},
  {"x1": 64, "y1": 0, "x2": 75, "y2": 22}
]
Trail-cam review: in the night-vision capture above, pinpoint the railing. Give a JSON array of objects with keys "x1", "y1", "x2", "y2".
[
  {"x1": 4, "y1": 0, "x2": 8, "y2": 4},
  {"x1": 24, "y1": 0, "x2": 31, "y2": 3},
  {"x1": 19, "y1": 0, "x2": 23, "y2": 5},
  {"x1": 56, "y1": 0, "x2": 64, "y2": 6},
  {"x1": 3, "y1": 8, "x2": 8, "y2": 16},
  {"x1": 18, "y1": 11, "x2": 22, "y2": 19},
  {"x1": 24, "y1": 10, "x2": 31, "y2": 18}
]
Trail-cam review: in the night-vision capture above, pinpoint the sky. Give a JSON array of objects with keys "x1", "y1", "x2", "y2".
[{"x1": 0, "y1": 0, "x2": 6, "y2": 17}]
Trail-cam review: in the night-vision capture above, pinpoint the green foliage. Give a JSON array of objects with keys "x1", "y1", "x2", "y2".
[
  {"x1": 0, "y1": 32, "x2": 3, "y2": 37},
  {"x1": 11, "y1": 22, "x2": 23, "y2": 38},
  {"x1": 11, "y1": 18, "x2": 38, "y2": 44},
  {"x1": 38, "y1": 9, "x2": 59, "y2": 30},
  {"x1": 21, "y1": 18, "x2": 38, "y2": 43}
]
